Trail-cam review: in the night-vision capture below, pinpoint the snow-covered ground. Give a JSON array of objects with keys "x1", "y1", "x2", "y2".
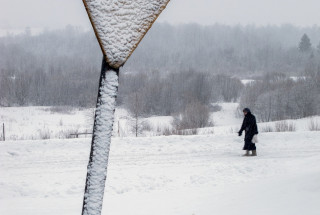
[
  {"x1": 0, "y1": 105, "x2": 173, "y2": 140},
  {"x1": 1, "y1": 103, "x2": 320, "y2": 214},
  {"x1": 241, "y1": 79, "x2": 255, "y2": 85},
  {"x1": 1, "y1": 132, "x2": 320, "y2": 215},
  {"x1": 1, "y1": 103, "x2": 319, "y2": 140},
  {"x1": 0, "y1": 106, "x2": 94, "y2": 140}
]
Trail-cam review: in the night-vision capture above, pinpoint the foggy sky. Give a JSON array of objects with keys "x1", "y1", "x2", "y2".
[{"x1": 1, "y1": 0, "x2": 320, "y2": 29}]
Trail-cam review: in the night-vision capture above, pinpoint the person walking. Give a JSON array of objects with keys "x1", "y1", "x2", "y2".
[{"x1": 238, "y1": 108, "x2": 258, "y2": 156}]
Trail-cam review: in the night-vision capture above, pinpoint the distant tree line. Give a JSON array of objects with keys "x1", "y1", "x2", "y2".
[
  {"x1": 0, "y1": 26, "x2": 101, "y2": 107},
  {"x1": 240, "y1": 69, "x2": 320, "y2": 122},
  {"x1": 120, "y1": 70, "x2": 243, "y2": 116},
  {"x1": 240, "y1": 33, "x2": 320, "y2": 122},
  {"x1": 1, "y1": 24, "x2": 320, "y2": 123},
  {"x1": 126, "y1": 23, "x2": 320, "y2": 75}
]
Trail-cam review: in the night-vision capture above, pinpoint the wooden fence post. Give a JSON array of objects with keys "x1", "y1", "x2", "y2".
[
  {"x1": 118, "y1": 120, "x2": 120, "y2": 137},
  {"x1": 2, "y1": 123, "x2": 5, "y2": 141}
]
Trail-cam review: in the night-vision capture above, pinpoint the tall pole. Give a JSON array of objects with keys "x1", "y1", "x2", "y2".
[
  {"x1": 2, "y1": 123, "x2": 4, "y2": 141},
  {"x1": 82, "y1": 56, "x2": 119, "y2": 215}
]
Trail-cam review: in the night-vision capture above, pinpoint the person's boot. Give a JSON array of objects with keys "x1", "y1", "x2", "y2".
[
  {"x1": 242, "y1": 150, "x2": 250, "y2": 156},
  {"x1": 252, "y1": 150, "x2": 257, "y2": 156}
]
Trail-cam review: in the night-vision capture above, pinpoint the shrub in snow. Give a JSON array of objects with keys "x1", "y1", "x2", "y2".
[
  {"x1": 38, "y1": 128, "x2": 51, "y2": 140},
  {"x1": 45, "y1": 106, "x2": 74, "y2": 114},
  {"x1": 275, "y1": 121, "x2": 296, "y2": 132},
  {"x1": 308, "y1": 119, "x2": 320, "y2": 131},
  {"x1": 162, "y1": 128, "x2": 198, "y2": 136},
  {"x1": 210, "y1": 104, "x2": 222, "y2": 112},
  {"x1": 174, "y1": 101, "x2": 211, "y2": 130},
  {"x1": 261, "y1": 125, "x2": 274, "y2": 133}
]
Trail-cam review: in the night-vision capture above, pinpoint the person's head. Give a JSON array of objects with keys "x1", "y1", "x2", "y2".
[{"x1": 243, "y1": 108, "x2": 251, "y2": 115}]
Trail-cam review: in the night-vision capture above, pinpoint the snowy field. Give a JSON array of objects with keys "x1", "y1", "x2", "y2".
[
  {"x1": 0, "y1": 106, "x2": 173, "y2": 140},
  {"x1": 1, "y1": 103, "x2": 320, "y2": 215},
  {"x1": 1, "y1": 103, "x2": 320, "y2": 140},
  {"x1": 0, "y1": 132, "x2": 320, "y2": 215},
  {"x1": 0, "y1": 106, "x2": 94, "y2": 140}
]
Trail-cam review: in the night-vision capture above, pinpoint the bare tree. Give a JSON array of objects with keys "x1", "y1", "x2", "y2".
[
  {"x1": 127, "y1": 92, "x2": 145, "y2": 137},
  {"x1": 175, "y1": 101, "x2": 211, "y2": 130}
]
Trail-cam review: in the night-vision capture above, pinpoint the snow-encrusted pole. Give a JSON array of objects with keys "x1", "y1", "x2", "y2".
[
  {"x1": 81, "y1": 1, "x2": 171, "y2": 214},
  {"x1": 82, "y1": 56, "x2": 119, "y2": 215}
]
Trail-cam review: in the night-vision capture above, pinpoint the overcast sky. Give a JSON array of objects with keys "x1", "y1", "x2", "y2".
[{"x1": 1, "y1": 0, "x2": 320, "y2": 29}]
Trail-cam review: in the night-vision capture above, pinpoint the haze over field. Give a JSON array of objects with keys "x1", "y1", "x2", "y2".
[{"x1": 1, "y1": 0, "x2": 320, "y2": 30}]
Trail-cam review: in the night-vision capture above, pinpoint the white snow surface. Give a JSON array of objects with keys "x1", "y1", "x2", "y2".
[
  {"x1": 0, "y1": 106, "x2": 93, "y2": 140},
  {"x1": 241, "y1": 79, "x2": 255, "y2": 85},
  {"x1": 83, "y1": 0, "x2": 170, "y2": 68},
  {"x1": 1, "y1": 102, "x2": 320, "y2": 214},
  {"x1": 1, "y1": 132, "x2": 320, "y2": 215},
  {"x1": 1, "y1": 102, "x2": 320, "y2": 140}
]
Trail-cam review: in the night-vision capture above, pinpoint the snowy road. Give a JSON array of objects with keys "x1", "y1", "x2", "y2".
[{"x1": 1, "y1": 132, "x2": 320, "y2": 215}]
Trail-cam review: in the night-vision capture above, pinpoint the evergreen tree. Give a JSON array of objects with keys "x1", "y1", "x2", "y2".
[{"x1": 299, "y1": 33, "x2": 312, "y2": 52}]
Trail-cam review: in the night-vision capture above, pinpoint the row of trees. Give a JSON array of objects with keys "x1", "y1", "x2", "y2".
[
  {"x1": 1, "y1": 24, "x2": 320, "y2": 125},
  {"x1": 240, "y1": 69, "x2": 320, "y2": 122},
  {"x1": 299, "y1": 33, "x2": 320, "y2": 53},
  {"x1": 120, "y1": 71, "x2": 243, "y2": 117},
  {"x1": 0, "y1": 26, "x2": 101, "y2": 107},
  {"x1": 121, "y1": 71, "x2": 243, "y2": 133},
  {"x1": 126, "y1": 23, "x2": 320, "y2": 75}
]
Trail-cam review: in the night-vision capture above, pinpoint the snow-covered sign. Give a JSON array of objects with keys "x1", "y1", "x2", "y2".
[
  {"x1": 81, "y1": 1, "x2": 171, "y2": 215},
  {"x1": 83, "y1": 0, "x2": 171, "y2": 68}
]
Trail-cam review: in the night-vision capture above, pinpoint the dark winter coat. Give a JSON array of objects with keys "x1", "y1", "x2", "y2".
[{"x1": 239, "y1": 112, "x2": 258, "y2": 150}]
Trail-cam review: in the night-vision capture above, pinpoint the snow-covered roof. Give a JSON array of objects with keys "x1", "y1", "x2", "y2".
[{"x1": 83, "y1": 0, "x2": 171, "y2": 69}]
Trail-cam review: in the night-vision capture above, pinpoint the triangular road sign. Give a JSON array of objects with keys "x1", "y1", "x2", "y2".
[{"x1": 83, "y1": 0, "x2": 171, "y2": 68}]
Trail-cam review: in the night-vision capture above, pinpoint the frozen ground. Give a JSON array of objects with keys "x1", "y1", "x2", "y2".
[
  {"x1": 0, "y1": 105, "x2": 174, "y2": 140},
  {"x1": 1, "y1": 103, "x2": 320, "y2": 214},
  {"x1": 0, "y1": 106, "x2": 94, "y2": 140},
  {"x1": 1, "y1": 103, "x2": 319, "y2": 140},
  {"x1": 0, "y1": 131, "x2": 320, "y2": 215}
]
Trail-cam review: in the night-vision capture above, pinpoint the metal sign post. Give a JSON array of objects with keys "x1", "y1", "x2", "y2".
[
  {"x1": 82, "y1": 57, "x2": 119, "y2": 215},
  {"x1": 81, "y1": 1, "x2": 171, "y2": 214}
]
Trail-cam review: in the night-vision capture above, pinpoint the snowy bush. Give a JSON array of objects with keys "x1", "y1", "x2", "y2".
[
  {"x1": 308, "y1": 119, "x2": 320, "y2": 131},
  {"x1": 174, "y1": 101, "x2": 211, "y2": 130},
  {"x1": 161, "y1": 128, "x2": 198, "y2": 136},
  {"x1": 38, "y1": 129, "x2": 51, "y2": 140},
  {"x1": 174, "y1": 129, "x2": 198, "y2": 135},
  {"x1": 45, "y1": 106, "x2": 74, "y2": 114},
  {"x1": 210, "y1": 104, "x2": 222, "y2": 112},
  {"x1": 274, "y1": 121, "x2": 296, "y2": 132},
  {"x1": 260, "y1": 125, "x2": 274, "y2": 133}
]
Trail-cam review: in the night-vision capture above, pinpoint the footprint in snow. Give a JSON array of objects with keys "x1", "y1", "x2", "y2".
[{"x1": 7, "y1": 151, "x2": 19, "y2": 156}]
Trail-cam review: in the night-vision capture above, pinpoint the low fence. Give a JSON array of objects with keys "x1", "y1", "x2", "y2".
[
  {"x1": 0, "y1": 123, "x2": 4, "y2": 141},
  {"x1": 69, "y1": 132, "x2": 92, "y2": 138}
]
